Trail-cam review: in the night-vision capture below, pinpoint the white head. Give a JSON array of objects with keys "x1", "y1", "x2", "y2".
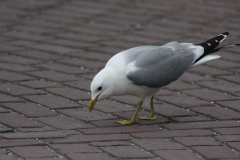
[{"x1": 88, "y1": 67, "x2": 116, "y2": 112}]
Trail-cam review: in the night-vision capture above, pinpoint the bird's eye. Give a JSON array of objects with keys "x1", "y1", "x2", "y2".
[{"x1": 97, "y1": 86, "x2": 102, "y2": 91}]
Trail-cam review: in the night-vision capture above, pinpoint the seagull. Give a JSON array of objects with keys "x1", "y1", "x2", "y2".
[{"x1": 88, "y1": 32, "x2": 239, "y2": 124}]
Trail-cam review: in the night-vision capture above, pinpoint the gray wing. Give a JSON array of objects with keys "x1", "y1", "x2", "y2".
[{"x1": 125, "y1": 44, "x2": 195, "y2": 88}]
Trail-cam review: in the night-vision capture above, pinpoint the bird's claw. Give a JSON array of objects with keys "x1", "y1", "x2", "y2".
[{"x1": 116, "y1": 120, "x2": 135, "y2": 125}]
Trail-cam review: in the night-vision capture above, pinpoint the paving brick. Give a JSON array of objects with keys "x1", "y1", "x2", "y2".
[
  {"x1": 36, "y1": 63, "x2": 88, "y2": 74},
  {"x1": 0, "y1": 139, "x2": 46, "y2": 148},
  {"x1": 0, "y1": 130, "x2": 74, "y2": 139},
  {"x1": 0, "y1": 113, "x2": 43, "y2": 128},
  {"x1": 0, "y1": 155, "x2": 18, "y2": 160},
  {"x1": 45, "y1": 134, "x2": 130, "y2": 144},
  {"x1": 68, "y1": 51, "x2": 112, "y2": 61},
  {"x1": 131, "y1": 129, "x2": 214, "y2": 139},
  {"x1": 57, "y1": 58, "x2": 105, "y2": 69},
  {"x1": 227, "y1": 142, "x2": 240, "y2": 151},
  {"x1": 0, "y1": 93, "x2": 24, "y2": 102},
  {"x1": 191, "y1": 106, "x2": 240, "y2": 120},
  {"x1": 0, "y1": 44, "x2": 23, "y2": 52},
  {"x1": 0, "y1": 124, "x2": 13, "y2": 133},
  {"x1": 66, "y1": 153, "x2": 112, "y2": 160},
  {"x1": 188, "y1": 65, "x2": 231, "y2": 76},
  {"x1": 0, "y1": 83, "x2": 42, "y2": 96},
  {"x1": 1, "y1": 102, "x2": 57, "y2": 118},
  {"x1": 206, "y1": 59, "x2": 240, "y2": 69},
  {"x1": 79, "y1": 125, "x2": 159, "y2": 135},
  {"x1": 13, "y1": 50, "x2": 62, "y2": 60},
  {"x1": 165, "y1": 81, "x2": 200, "y2": 90},
  {"x1": 18, "y1": 80, "x2": 62, "y2": 89},
  {"x1": 90, "y1": 141, "x2": 130, "y2": 147},
  {"x1": 8, "y1": 146, "x2": 57, "y2": 158},
  {"x1": 197, "y1": 80, "x2": 240, "y2": 93},
  {"x1": 64, "y1": 81, "x2": 91, "y2": 91},
  {"x1": 131, "y1": 138, "x2": 184, "y2": 151},
  {"x1": 0, "y1": 107, "x2": 10, "y2": 113},
  {"x1": 27, "y1": 71, "x2": 80, "y2": 82},
  {"x1": 152, "y1": 150, "x2": 202, "y2": 160},
  {"x1": 80, "y1": 100, "x2": 136, "y2": 113},
  {"x1": 0, "y1": 63, "x2": 37, "y2": 72},
  {"x1": 182, "y1": 89, "x2": 238, "y2": 101},
  {"x1": 191, "y1": 146, "x2": 240, "y2": 159},
  {"x1": 50, "y1": 144, "x2": 98, "y2": 154},
  {"x1": 101, "y1": 146, "x2": 153, "y2": 159},
  {"x1": 162, "y1": 120, "x2": 240, "y2": 130},
  {"x1": 215, "y1": 135, "x2": 240, "y2": 142},
  {"x1": 2, "y1": 32, "x2": 52, "y2": 41},
  {"x1": 157, "y1": 95, "x2": 213, "y2": 108},
  {"x1": 171, "y1": 115, "x2": 212, "y2": 122},
  {"x1": 28, "y1": 158, "x2": 66, "y2": 160},
  {"x1": 110, "y1": 95, "x2": 141, "y2": 106},
  {"x1": 23, "y1": 95, "x2": 81, "y2": 109},
  {"x1": 36, "y1": 116, "x2": 91, "y2": 129},
  {"x1": 218, "y1": 75, "x2": 240, "y2": 84},
  {"x1": 174, "y1": 137, "x2": 220, "y2": 146},
  {"x1": 16, "y1": 127, "x2": 56, "y2": 133},
  {"x1": 179, "y1": 72, "x2": 211, "y2": 82},
  {"x1": 89, "y1": 119, "x2": 123, "y2": 128},
  {"x1": 58, "y1": 108, "x2": 115, "y2": 121},
  {"x1": 0, "y1": 55, "x2": 41, "y2": 65},
  {"x1": 212, "y1": 128, "x2": 240, "y2": 135},
  {"x1": 0, "y1": 71, "x2": 36, "y2": 82},
  {"x1": 47, "y1": 39, "x2": 92, "y2": 49}
]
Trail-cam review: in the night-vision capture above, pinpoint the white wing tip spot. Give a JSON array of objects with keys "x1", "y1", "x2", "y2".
[
  {"x1": 207, "y1": 43, "x2": 211, "y2": 46},
  {"x1": 215, "y1": 40, "x2": 218, "y2": 42},
  {"x1": 218, "y1": 34, "x2": 228, "y2": 43}
]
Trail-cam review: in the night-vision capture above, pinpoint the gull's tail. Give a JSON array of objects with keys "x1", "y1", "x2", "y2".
[{"x1": 192, "y1": 32, "x2": 240, "y2": 67}]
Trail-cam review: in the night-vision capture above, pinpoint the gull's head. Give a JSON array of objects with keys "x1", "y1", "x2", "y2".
[{"x1": 88, "y1": 67, "x2": 116, "y2": 112}]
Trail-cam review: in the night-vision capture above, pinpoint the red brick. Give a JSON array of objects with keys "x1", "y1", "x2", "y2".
[
  {"x1": 191, "y1": 106, "x2": 240, "y2": 120},
  {"x1": 182, "y1": 89, "x2": 238, "y2": 101},
  {"x1": 188, "y1": 65, "x2": 231, "y2": 76},
  {"x1": 36, "y1": 116, "x2": 91, "y2": 129},
  {"x1": 218, "y1": 75, "x2": 240, "y2": 84},
  {"x1": 227, "y1": 142, "x2": 240, "y2": 151},
  {"x1": 0, "y1": 83, "x2": 42, "y2": 96},
  {"x1": 23, "y1": 94, "x2": 81, "y2": 109},
  {"x1": 45, "y1": 134, "x2": 130, "y2": 144},
  {"x1": 80, "y1": 100, "x2": 136, "y2": 113},
  {"x1": 0, "y1": 71, "x2": 36, "y2": 82},
  {"x1": 13, "y1": 50, "x2": 62, "y2": 60},
  {"x1": 131, "y1": 138, "x2": 184, "y2": 151},
  {"x1": 90, "y1": 141, "x2": 129, "y2": 147},
  {"x1": 162, "y1": 120, "x2": 240, "y2": 130},
  {"x1": 64, "y1": 81, "x2": 91, "y2": 91},
  {"x1": 101, "y1": 146, "x2": 153, "y2": 159},
  {"x1": 171, "y1": 115, "x2": 212, "y2": 122},
  {"x1": 57, "y1": 58, "x2": 105, "y2": 69},
  {"x1": 0, "y1": 113, "x2": 43, "y2": 128},
  {"x1": 27, "y1": 71, "x2": 80, "y2": 82},
  {"x1": 50, "y1": 144, "x2": 98, "y2": 154},
  {"x1": 197, "y1": 80, "x2": 240, "y2": 93},
  {"x1": 152, "y1": 150, "x2": 201, "y2": 160},
  {"x1": 1, "y1": 103, "x2": 57, "y2": 118},
  {"x1": 8, "y1": 146, "x2": 56, "y2": 158},
  {"x1": 46, "y1": 87, "x2": 90, "y2": 100},
  {"x1": 0, "y1": 130, "x2": 74, "y2": 139},
  {"x1": 157, "y1": 95, "x2": 213, "y2": 108},
  {"x1": 0, "y1": 55, "x2": 41, "y2": 65},
  {"x1": 165, "y1": 81, "x2": 200, "y2": 90},
  {"x1": 191, "y1": 146, "x2": 240, "y2": 159},
  {"x1": 212, "y1": 128, "x2": 240, "y2": 135},
  {"x1": 0, "y1": 139, "x2": 46, "y2": 148},
  {"x1": 66, "y1": 153, "x2": 112, "y2": 160},
  {"x1": 36, "y1": 63, "x2": 88, "y2": 74},
  {"x1": 131, "y1": 129, "x2": 214, "y2": 138},
  {"x1": 0, "y1": 93, "x2": 24, "y2": 102},
  {"x1": 215, "y1": 135, "x2": 240, "y2": 142},
  {"x1": 79, "y1": 125, "x2": 159, "y2": 135},
  {"x1": 58, "y1": 108, "x2": 115, "y2": 121},
  {"x1": 174, "y1": 137, "x2": 220, "y2": 146},
  {"x1": 0, "y1": 63, "x2": 37, "y2": 72},
  {"x1": 18, "y1": 80, "x2": 62, "y2": 89}
]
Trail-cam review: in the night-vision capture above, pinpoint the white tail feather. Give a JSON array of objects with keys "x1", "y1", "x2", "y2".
[{"x1": 191, "y1": 55, "x2": 221, "y2": 67}]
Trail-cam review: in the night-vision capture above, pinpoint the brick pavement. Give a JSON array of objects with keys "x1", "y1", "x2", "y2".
[{"x1": 0, "y1": 0, "x2": 239, "y2": 159}]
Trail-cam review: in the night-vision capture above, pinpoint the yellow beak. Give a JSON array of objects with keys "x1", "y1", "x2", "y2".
[{"x1": 88, "y1": 95, "x2": 99, "y2": 112}]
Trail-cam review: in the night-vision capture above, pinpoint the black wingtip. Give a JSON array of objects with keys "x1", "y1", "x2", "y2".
[{"x1": 220, "y1": 32, "x2": 229, "y2": 36}]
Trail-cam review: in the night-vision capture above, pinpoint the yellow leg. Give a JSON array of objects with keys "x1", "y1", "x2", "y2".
[
  {"x1": 116, "y1": 101, "x2": 143, "y2": 125},
  {"x1": 138, "y1": 97, "x2": 156, "y2": 120}
]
